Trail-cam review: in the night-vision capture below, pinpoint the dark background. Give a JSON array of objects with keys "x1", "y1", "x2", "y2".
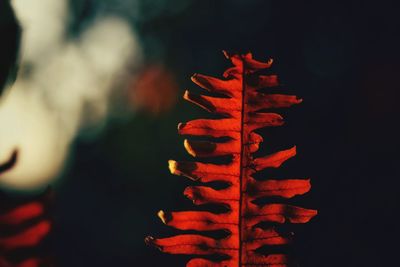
[{"x1": 1, "y1": 1, "x2": 400, "y2": 266}]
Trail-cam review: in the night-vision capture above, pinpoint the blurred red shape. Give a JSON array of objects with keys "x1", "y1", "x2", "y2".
[
  {"x1": 0, "y1": 156, "x2": 52, "y2": 267},
  {"x1": 129, "y1": 64, "x2": 179, "y2": 115}
]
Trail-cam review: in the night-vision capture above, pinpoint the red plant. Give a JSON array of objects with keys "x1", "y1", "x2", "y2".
[
  {"x1": 146, "y1": 52, "x2": 317, "y2": 266},
  {"x1": 0, "y1": 151, "x2": 52, "y2": 267}
]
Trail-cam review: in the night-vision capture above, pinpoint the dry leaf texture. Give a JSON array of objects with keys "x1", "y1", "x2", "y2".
[{"x1": 146, "y1": 52, "x2": 317, "y2": 266}]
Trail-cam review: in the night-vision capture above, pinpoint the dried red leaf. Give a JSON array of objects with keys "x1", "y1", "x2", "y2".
[
  {"x1": 0, "y1": 156, "x2": 52, "y2": 267},
  {"x1": 0, "y1": 202, "x2": 44, "y2": 225},
  {"x1": 0, "y1": 194, "x2": 51, "y2": 267},
  {"x1": 146, "y1": 52, "x2": 317, "y2": 266}
]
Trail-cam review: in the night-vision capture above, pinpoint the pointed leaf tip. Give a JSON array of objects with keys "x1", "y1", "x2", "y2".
[
  {"x1": 168, "y1": 160, "x2": 177, "y2": 174},
  {"x1": 184, "y1": 139, "x2": 196, "y2": 157},
  {"x1": 222, "y1": 50, "x2": 230, "y2": 59},
  {"x1": 190, "y1": 73, "x2": 198, "y2": 82},
  {"x1": 157, "y1": 210, "x2": 171, "y2": 224},
  {"x1": 145, "y1": 236, "x2": 162, "y2": 250},
  {"x1": 144, "y1": 236, "x2": 154, "y2": 245},
  {"x1": 177, "y1": 122, "x2": 185, "y2": 131},
  {"x1": 183, "y1": 90, "x2": 189, "y2": 100}
]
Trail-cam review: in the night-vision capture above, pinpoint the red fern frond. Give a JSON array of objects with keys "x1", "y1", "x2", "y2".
[
  {"x1": 146, "y1": 52, "x2": 317, "y2": 266},
  {"x1": 0, "y1": 151, "x2": 52, "y2": 267}
]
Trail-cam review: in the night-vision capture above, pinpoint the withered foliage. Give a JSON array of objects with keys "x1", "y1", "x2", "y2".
[
  {"x1": 0, "y1": 151, "x2": 52, "y2": 267},
  {"x1": 146, "y1": 52, "x2": 317, "y2": 266}
]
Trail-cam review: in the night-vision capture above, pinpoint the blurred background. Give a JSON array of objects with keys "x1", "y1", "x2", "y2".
[{"x1": 1, "y1": 0, "x2": 400, "y2": 266}]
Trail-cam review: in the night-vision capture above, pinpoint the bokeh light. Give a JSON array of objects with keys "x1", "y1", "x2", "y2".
[{"x1": 0, "y1": 0, "x2": 141, "y2": 190}]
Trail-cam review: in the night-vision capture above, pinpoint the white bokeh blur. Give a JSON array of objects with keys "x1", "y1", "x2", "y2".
[{"x1": 0, "y1": 0, "x2": 141, "y2": 190}]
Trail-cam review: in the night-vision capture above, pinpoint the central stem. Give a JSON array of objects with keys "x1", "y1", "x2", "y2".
[{"x1": 238, "y1": 58, "x2": 247, "y2": 267}]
